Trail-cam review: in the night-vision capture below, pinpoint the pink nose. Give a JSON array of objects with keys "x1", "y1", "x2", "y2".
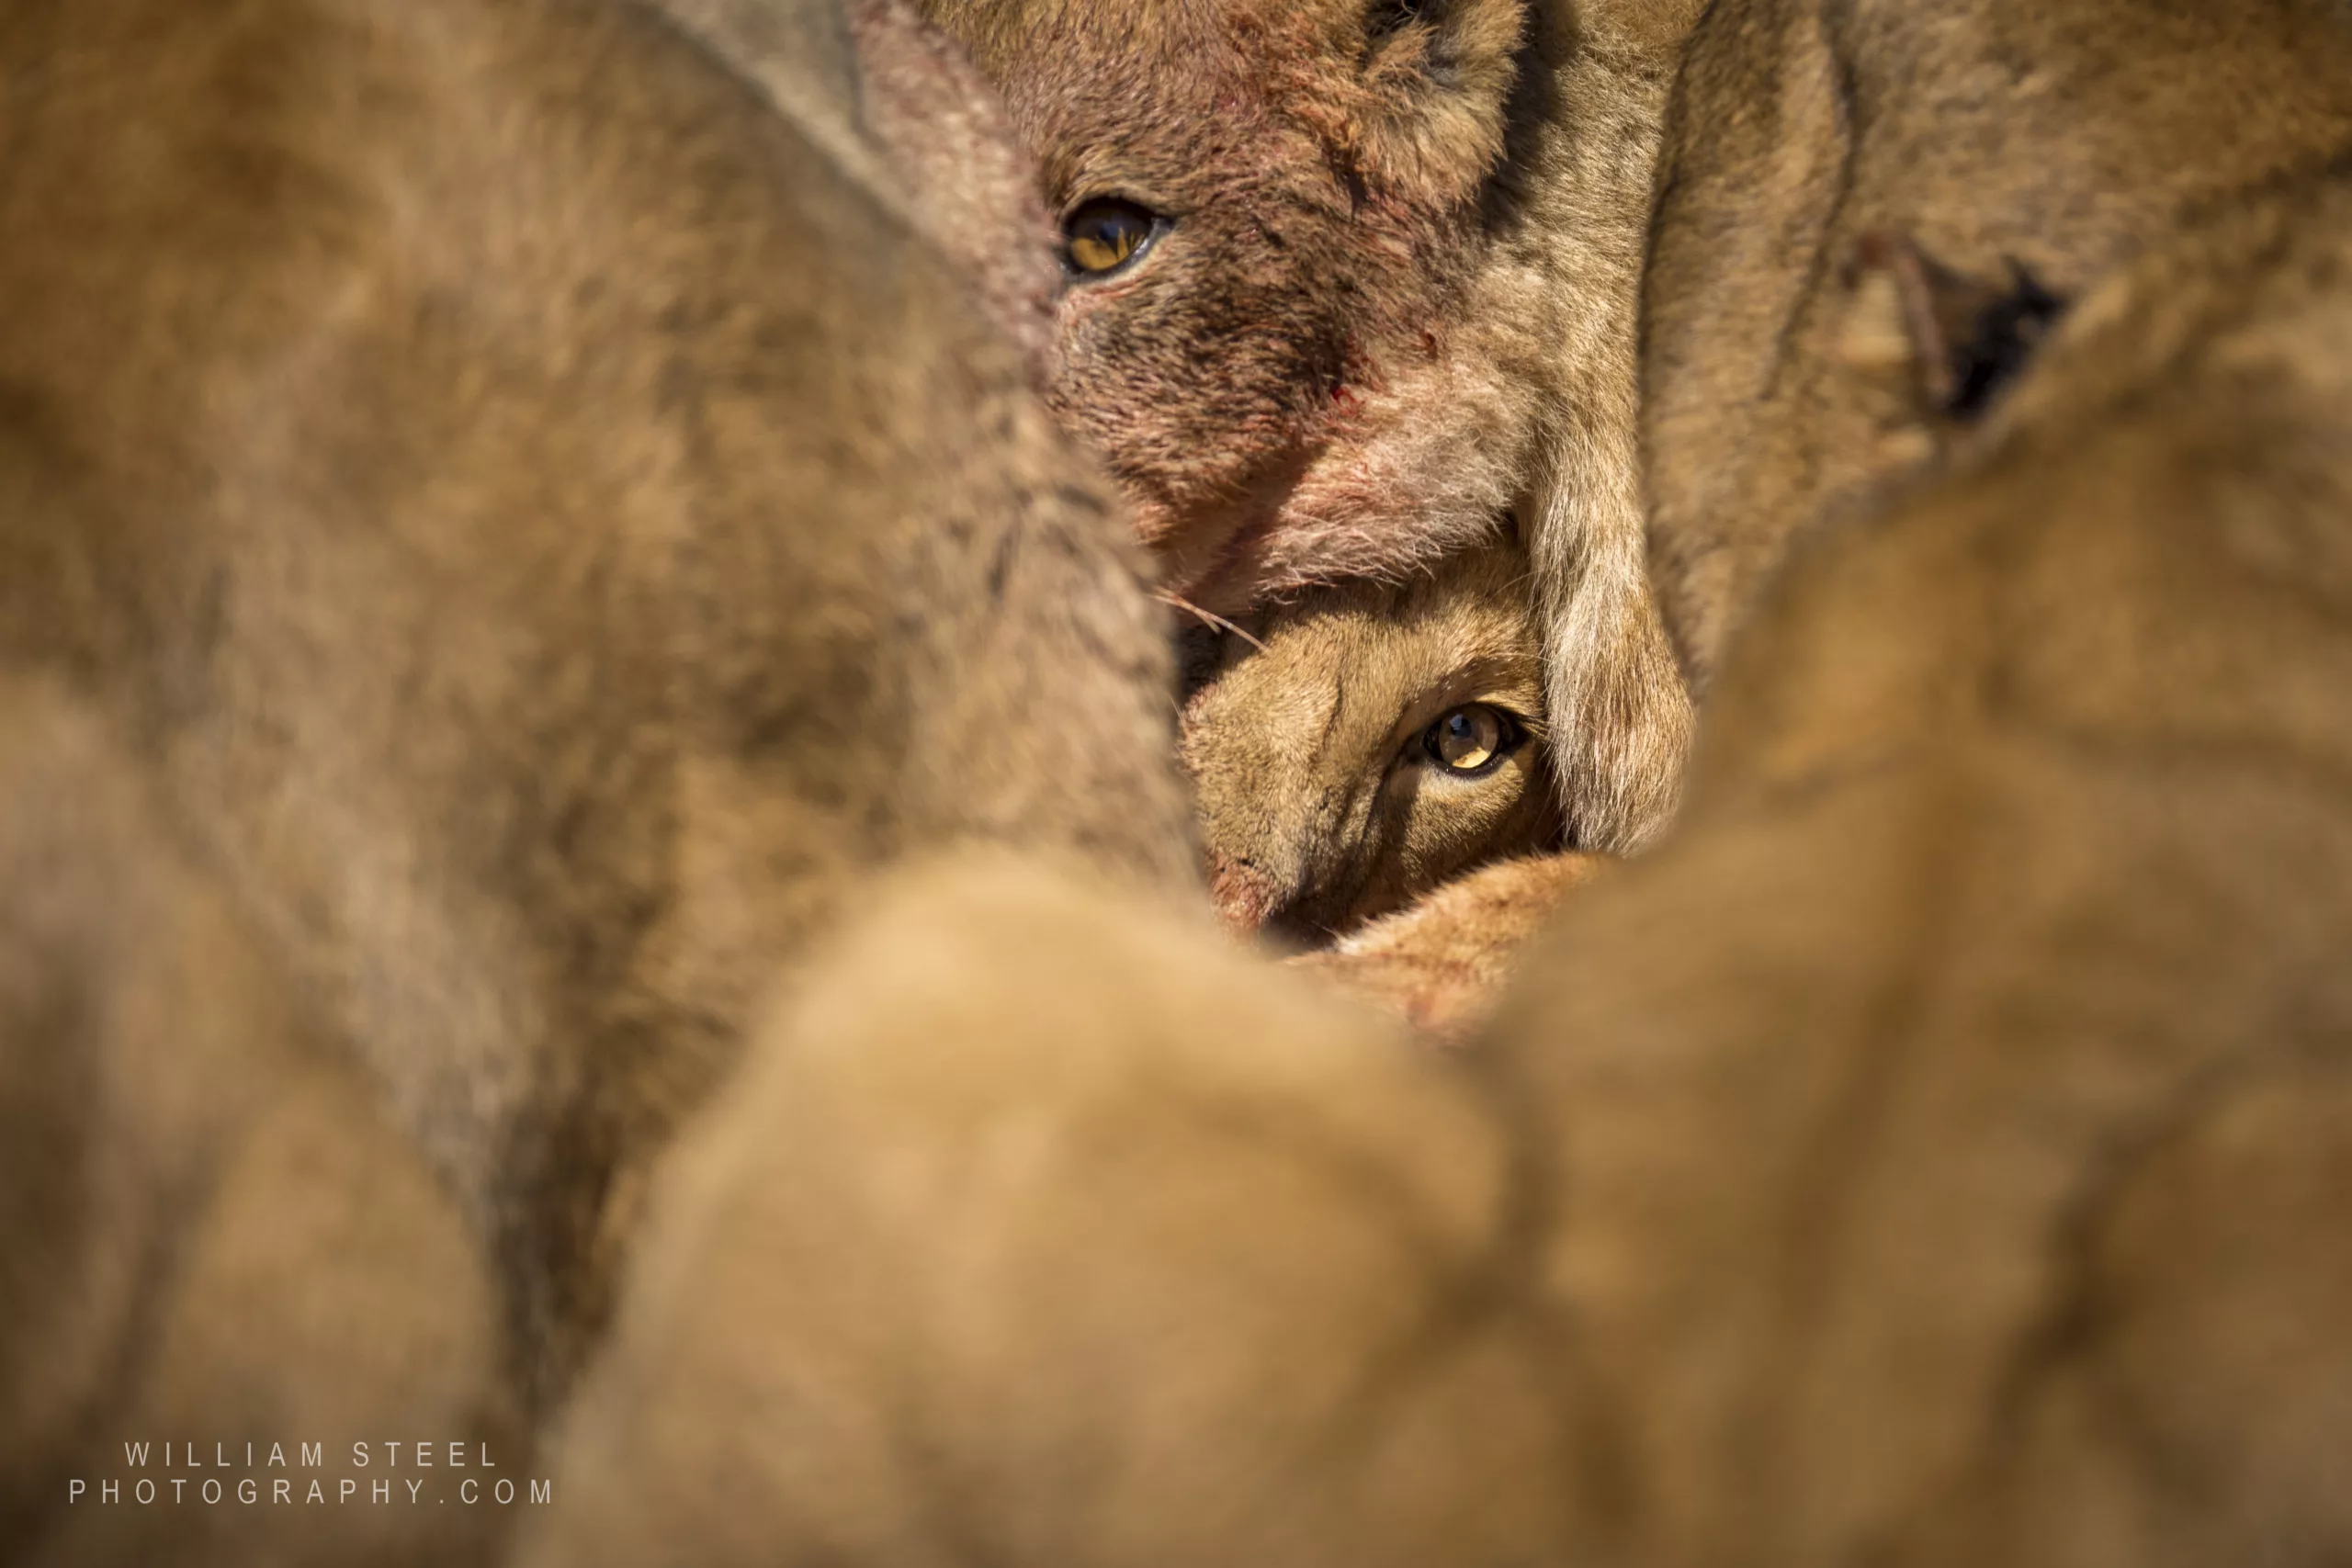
[{"x1": 1204, "y1": 850, "x2": 1281, "y2": 933}]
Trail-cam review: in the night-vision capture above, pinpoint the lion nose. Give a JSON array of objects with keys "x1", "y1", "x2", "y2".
[
  {"x1": 1204, "y1": 849, "x2": 1284, "y2": 934},
  {"x1": 1204, "y1": 850, "x2": 1346, "y2": 947}
]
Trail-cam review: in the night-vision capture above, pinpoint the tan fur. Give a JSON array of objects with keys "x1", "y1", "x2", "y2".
[
  {"x1": 526, "y1": 161, "x2": 2352, "y2": 1568},
  {"x1": 1291, "y1": 848, "x2": 1604, "y2": 1040},
  {"x1": 922, "y1": 0, "x2": 1701, "y2": 853},
  {"x1": 1643, "y1": 0, "x2": 2352, "y2": 692},
  {"x1": 0, "y1": 678, "x2": 519, "y2": 1568},
  {"x1": 658, "y1": 0, "x2": 1062, "y2": 368},
  {"x1": 1327, "y1": 0, "x2": 2352, "y2": 1026},
  {"x1": 1179, "y1": 536, "x2": 1563, "y2": 942},
  {"x1": 523, "y1": 851, "x2": 1573, "y2": 1568},
  {"x1": 845, "y1": 0, "x2": 1061, "y2": 367},
  {"x1": 1503, "y1": 161, "x2": 2352, "y2": 1565},
  {"x1": 0, "y1": 0, "x2": 1191, "y2": 1402}
]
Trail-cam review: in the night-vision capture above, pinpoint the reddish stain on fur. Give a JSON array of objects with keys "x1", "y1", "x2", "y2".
[
  {"x1": 1204, "y1": 848, "x2": 1280, "y2": 933},
  {"x1": 921, "y1": 0, "x2": 1526, "y2": 602}
]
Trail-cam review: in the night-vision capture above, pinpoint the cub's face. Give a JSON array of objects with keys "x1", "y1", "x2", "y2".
[
  {"x1": 1179, "y1": 539, "x2": 1560, "y2": 942},
  {"x1": 923, "y1": 0, "x2": 1530, "y2": 601}
]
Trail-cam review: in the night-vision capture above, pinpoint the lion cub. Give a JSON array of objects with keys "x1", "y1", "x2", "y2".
[{"x1": 1179, "y1": 537, "x2": 1562, "y2": 943}]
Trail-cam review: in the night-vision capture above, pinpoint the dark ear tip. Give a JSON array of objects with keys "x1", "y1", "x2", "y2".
[
  {"x1": 2006, "y1": 257, "x2": 2063, "y2": 311},
  {"x1": 1365, "y1": 0, "x2": 1428, "y2": 38}
]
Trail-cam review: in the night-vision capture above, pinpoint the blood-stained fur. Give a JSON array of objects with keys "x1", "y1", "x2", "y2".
[
  {"x1": 924, "y1": 0, "x2": 1703, "y2": 855},
  {"x1": 0, "y1": 0, "x2": 1190, "y2": 1403}
]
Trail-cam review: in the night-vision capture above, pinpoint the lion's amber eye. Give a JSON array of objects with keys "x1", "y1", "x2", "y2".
[
  {"x1": 1424, "y1": 705, "x2": 1516, "y2": 775},
  {"x1": 1063, "y1": 198, "x2": 1159, "y2": 277}
]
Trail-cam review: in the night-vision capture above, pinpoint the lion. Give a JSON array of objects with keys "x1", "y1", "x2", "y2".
[
  {"x1": 0, "y1": 678, "x2": 518, "y2": 1568},
  {"x1": 1499, "y1": 152, "x2": 2352, "y2": 1565},
  {"x1": 1643, "y1": 0, "x2": 2352, "y2": 693},
  {"x1": 1327, "y1": 0, "x2": 2352, "y2": 1024},
  {"x1": 1177, "y1": 535, "x2": 1607, "y2": 1039},
  {"x1": 0, "y1": 0, "x2": 1191, "y2": 1403},
  {"x1": 523, "y1": 155, "x2": 2352, "y2": 1568},
  {"x1": 919, "y1": 0, "x2": 1704, "y2": 857},
  {"x1": 521, "y1": 849, "x2": 1571, "y2": 1568},
  {"x1": 1178, "y1": 534, "x2": 1569, "y2": 943}
]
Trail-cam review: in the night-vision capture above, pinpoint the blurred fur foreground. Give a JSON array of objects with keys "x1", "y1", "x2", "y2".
[
  {"x1": 0, "y1": 0, "x2": 1191, "y2": 1425},
  {"x1": 0, "y1": 679, "x2": 518, "y2": 1568},
  {"x1": 527, "y1": 168, "x2": 2352, "y2": 1566},
  {"x1": 3, "y1": 0, "x2": 2351, "y2": 1564}
]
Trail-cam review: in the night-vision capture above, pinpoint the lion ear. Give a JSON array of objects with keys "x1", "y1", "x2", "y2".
[
  {"x1": 1838, "y1": 231, "x2": 2069, "y2": 423},
  {"x1": 1351, "y1": 0, "x2": 1527, "y2": 201}
]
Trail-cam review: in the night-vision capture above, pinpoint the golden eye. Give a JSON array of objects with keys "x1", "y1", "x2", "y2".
[
  {"x1": 1063, "y1": 198, "x2": 1160, "y2": 277},
  {"x1": 1424, "y1": 705, "x2": 1516, "y2": 775}
]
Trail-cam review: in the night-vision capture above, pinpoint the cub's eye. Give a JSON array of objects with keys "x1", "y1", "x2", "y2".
[
  {"x1": 1422, "y1": 704, "x2": 1520, "y2": 776},
  {"x1": 1062, "y1": 197, "x2": 1161, "y2": 277}
]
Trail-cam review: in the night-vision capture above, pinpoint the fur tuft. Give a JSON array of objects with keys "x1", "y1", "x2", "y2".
[
  {"x1": 1531, "y1": 454, "x2": 1693, "y2": 854},
  {"x1": 1351, "y1": 0, "x2": 1529, "y2": 199}
]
